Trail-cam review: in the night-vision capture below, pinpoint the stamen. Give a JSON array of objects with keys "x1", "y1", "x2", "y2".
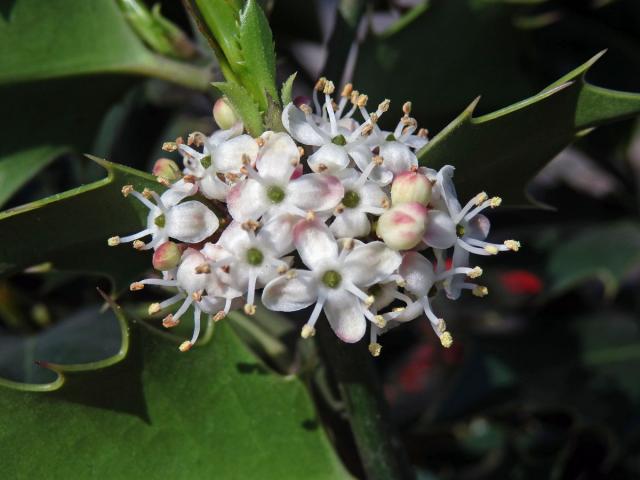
[
  {"x1": 504, "y1": 240, "x2": 521, "y2": 251},
  {"x1": 301, "y1": 293, "x2": 326, "y2": 338},
  {"x1": 472, "y1": 285, "x2": 488, "y2": 297},
  {"x1": 179, "y1": 341, "x2": 192, "y2": 352},
  {"x1": 133, "y1": 240, "x2": 146, "y2": 250},
  {"x1": 108, "y1": 236, "x2": 120, "y2": 246},
  {"x1": 402, "y1": 101, "x2": 412, "y2": 115},
  {"x1": 190, "y1": 307, "x2": 202, "y2": 345},
  {"x1": 368, "y1": 342, "x2": 382, "y2": 357},
  {"x1": 453, "y1": 192, "x2": 487, "y2": 224},
  {"x1": 162, "y1": 142, "x2": 178, "y2": 152},
  {"x1": 440, "y1": 331, "x2": 453, "y2": 348}
]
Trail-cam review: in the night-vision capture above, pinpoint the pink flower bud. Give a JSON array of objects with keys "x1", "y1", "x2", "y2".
[
  {"x1": 213, "y1": 97, "x2": 240, "y2": 130},
  {"x1": 152, "y1": 241, "x2": 182, "y2": 271},
  {"x1": 391, "y1": 171, "x2": 432, "y2": 206},
  {"x1": 376, "y1": 202, "x2": 428, "y2": 251},
  {"x1": 152, "y1": 158, "x2": 181, "y2": 181}
]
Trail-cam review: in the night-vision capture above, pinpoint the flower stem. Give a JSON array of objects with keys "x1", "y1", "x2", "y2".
[{"x1": 317, "y1": 324, "x2": 415, "y2": 480}]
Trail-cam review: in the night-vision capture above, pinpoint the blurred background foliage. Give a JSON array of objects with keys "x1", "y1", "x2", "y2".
[{"x1": 2, "y1": 0, "x2": 640, "y2": 478}]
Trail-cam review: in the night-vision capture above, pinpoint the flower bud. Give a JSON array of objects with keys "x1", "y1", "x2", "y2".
[
  {"x1": 391, "y1": 171, "x2": 432, "y2": 206},
  {"x1": 376, "y1": 202, "x2": 428, "y2": 251},
  {"x1": 152, "y1": 241, "x2": 182, "y2": 271},
  {"x1": 213, "y1": 97, "x2": 240, "y2": 130},
  {"x1": 152, "y1": 158, "x2": 181, "y2": 182}
]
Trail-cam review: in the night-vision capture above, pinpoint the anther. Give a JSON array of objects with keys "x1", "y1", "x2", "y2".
[
  {"x1": 341, "y1": 238, "x2": 354, "y2": 251},
  {"x1": 213, "y1": 311, "x2": 226, "y2": 322},
  {"x1": 142, "y1": 188, "x2": 153, "y2": 199},
  {"x1": 378, "y1": 99, "x2": 390, "y2": 112},
  {"x1": 341, "y1": 83, "x2": 353, "y2": 97},
  {"x1": 437, "y1": 318, "x2": 447, "y2": 334},
  {"x1": 306, "y1": 211, "x2": 316, "y2": 221},
  {"x1": 334, "y1": 204, "x2": 345, "y2": 215},
  {"x1": 418, "y1": 128, "x2": 429, "y2": 138},
  {"x1": 368, "y1": 343, "x2": 382, "y2": 357},
  {"x1": 484, "y1": 245, "x2": 499, "y2": 255},
  {"x1": 361, "y1": 124, "x2": 374, "y2": 136},
  {"x1": 472, "y1": 285, "x2": 489, "y2": 297},
  {"x1": 162, "y1": 142, "x2": 177, "y2": 152},
  {"x1": 468, "y1": 267, "x2": 483, "y2": 278},
  {"x1": 121, "y1": 185, "x2": 134, "y2": 197},
  {"x1": 108, "y1": 236, "x2": 120, "y2": 247},
  {"x1": 241, "y1": 220, "x2": 260, "y2": 231},
  {"x1": 195, "y1": 264, "x2": 211, "y2": 274},
  {"x1": 244, "y1": 304, "x2": 256, "y2": 316},
  {"x1": 365, "y1": 295, "x2": 375, "y2": 307},
  {"x1": 255, "y1": 137, "x2": 265, "y2": 147},
  {"x1": 402, "y1": 101, "x2": 412, "y2": 115},
  {"x1": 133, "y1": 240, "x2": 146, "y2": 250},
  {"x1": 475, "y1": 192, "x2": 488, "y2": 204},
  {"x1": 148, "y1": 303, "x2": 161, "y2": 315},
  {"x1": 276, "y1": 264, "x2": 289, "y2": 274},
  {"x1": 350, "y1": 90, "x2": 360, "y2": 104},
  {"x1": 374, "y1": 315, "x2": 386, "y2": 328},
  {"x1": 157, "y1": 177, "x2": 171, "y2": 187},
  {"x1": 323, "y1": 80, "x2": 335, "y2": 95},
  {"x1": 490, "y1": 196, "x2": 502, "y2": 208},
  {"x1": 314, "y1": 77, "x2": 326, "y2": 91},
  {"x1": 381, "y1": 197, "x2": 390, "y2": 209},
  {"x1": 373, "y1": 155, "x2": 384, "y2": 166},
  {"x1": 163, "y1": 314, "x2": 179, "y2": 328},
  {"x1": 192, "y1": 290, "x2": 203, "y2": 302},
  {"x1": 300, "y1": 104, "x2": 312, "y2": 115},
  {"x1": 440, "y1": 332, "x2": 453, "y2": 348},
  {"x1": 301, "y1": 324, "x2": 316, "y2": 339},
  {"x1": 297, "y1": 146, "x2": 305, "y2": 157},
  {"x1": 286, "y1": 270, "x2": 297, "y2": 280},
  {"x1": 395, "y1": 277, "x2": 406, "y2": 287},
  {"x1": 357, "y1": 94, "x2": 368, "y2": 107},
  {"x1": 130, "y1": 282, "x2": 144, "y2": 291},
  {"x1": 504, "y1": 240, "x2": 520, "y2": 251},
  {"x1": 179, "y1": 341, "x2": 193, "y2": 352},
  {"x1": 317, "y1": 163, "x2": 328, "y2": 172},
  {"x1": 183, "y1": 174, "x2": 196, "y2": 183}
]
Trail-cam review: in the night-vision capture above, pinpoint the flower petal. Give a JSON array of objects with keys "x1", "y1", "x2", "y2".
[
  {"x1": 287, "y1": 173, "x2": 344, "y2": 212},
  {"x1": 399, "y1": 251, "x2": 436, "y2": 295},
  {"x1": 215, "y1": 134, "x2": 259, "y2": 173},
  {"x1": 256, "y1": 132, "x2": 298, "y2": 183},
  {"x1": 160, "y1": 179, "x2": 198, "y2": 207},
  {"x1": 358, "y1": 182, "x2": 388, "y2": 209},
  {"x1": 330, "y1": 209, "x2": 371, "y2": 238},
  {"x1": 165, "y1": 201, "x2": 219, "y2": 243},
  {"x1": 199, "y1": 173, "x2": 230, "y2": 201},
  {"x1": 343, "y1": 241, "x2": 402, "y2": 287},
  {"x1": 465, "y1": 213, "x2": 491, "y2": 240},
  {"x1": 261, "y1": 270, "x2": 319, "y2": 311},
  {"x1": 435, "y1": 165, "x2": 462, "y2": 216},
  {"x1": 307, "y1": 143, "x2": 350, "y2": 173},
  {"x1": 424, "y1": 210, "x2": 457, "y2": 249},
  {"x1": 293, "y1": 218, "x2": 339, "y2": 271},
  {"x1": 227, "y1": 179, "x2": 269, "y2": 221},
  {"x1": 379, "y1": 141, "x2": 418, "y2": 175},
  {"x1": 444, "y1": 245, "x2": 469, "y2": 300},
  {"x1": 217, "y1": 221, "x2": 251, "y2": 253},
  {"x1": 206, "y1": 122, "x2": 243, "y2": 149},
  {"x1": 324, "y1": 289, "x2": 367, "y2": 343},
  {"x1": 258, "y1": 213, "x2": 298, "y2": 257},
  {"x1": 282, "y1": 103, "x2": 328, "y2": 146}
]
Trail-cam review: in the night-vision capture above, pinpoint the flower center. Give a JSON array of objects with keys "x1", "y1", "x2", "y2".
[
  {"x1": 267, "y1": 185, "x2": 286, "y2": 204},
  {"x1": 246, "y1": 247, "x2": 264, "y2": 266},
  {"x1": 201, "y1": 155, "x2": 212, "y2": 169},
  {"x1": 322, "y1": 270, "x2": 342, "y2": 289},
  {"x1": 342, "y1": 190, "x2": 360, "y2": 208},
  {"x1": 385, "y1": 133, "x2": 396, "y2": 142},
  {"x1": 331, "y1": 134, "x2": 347, "y2": 146},
  {"x1": 154, "y1": 214, "x2": 166, "y2": 228},
  {"x1": 456, "y1": 224, "x2": 465, "y2": 237}
]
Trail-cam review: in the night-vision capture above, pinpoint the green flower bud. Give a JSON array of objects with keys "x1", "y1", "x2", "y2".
[
  {"x1": 152, "y1": 241, "x2": 182, "y2": 271},
  {"x1": 213, "y1": 97, "x2": 240, "y2": 130},
  {"x1": 391, "y1": 171, "x2": 432, "y2": 206}
]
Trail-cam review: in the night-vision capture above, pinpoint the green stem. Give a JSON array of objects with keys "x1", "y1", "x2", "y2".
[
  {"x1": 135, "y1": 56, "x2": 213, "y2": 91},
  {"x1": 317, "y1": 324, "x2": 415, "y2": 480}
]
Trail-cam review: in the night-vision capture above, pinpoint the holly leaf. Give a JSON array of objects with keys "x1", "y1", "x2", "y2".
[
  {"x1": 214, "y1": 81, "x2": 265, "y2": 137},
  {"x1": 281, "y1": 72, "x2": 297, "y2": 106},
  {"x1": 0, "y1": 157, "x2": 160, "y2": 291},
  {"x1": 0, "y1": 303, "x2": 349, "y2": 478},
  {"x1": 417, "y1": 51, "x2": 640, "y2": 205}
]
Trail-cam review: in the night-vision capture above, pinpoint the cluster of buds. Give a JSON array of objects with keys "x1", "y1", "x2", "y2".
[{"x1": 109, "y1": 79, "x2": 519, "y2": 355}]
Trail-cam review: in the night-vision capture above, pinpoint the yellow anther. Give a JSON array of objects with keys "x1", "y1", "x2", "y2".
[
  {"x1": 241, "y1": 220, "x2": 260, "y2": 231},
  {"x1": 255, "y1": 137, "x2": 266, "y2": 147},
  {"x1": 179, "y1": 341, "x2": 193, "y2": 352},
  {"x1": 306, "y1": 210, "x2": 316, "y2": 221},
  {"x1": 368, "y1": 343, "x2": 382, "y2": 357},
  {"x1": 378, "y1": 99, "x2": 391, "y2": 112},
  {"x1": 468, "y1": 266, "x2": 483, "y2": 278},
  {"x1": 300, "y1": 104, "x2": 312, "y2": 115},
  {"x1": 286, "y1": 270, "x2": 297, "y2": 280},
  {"x1": 163, "y1": 314, "x2": 179, "y2": 328},
  {"x1": 314, "y1": 77, "x2": 327, "y2": 91},
  {"x1": 301, "y1": 324, "x2": 316, "y2": 339},
  {"x1": 474, "y1": 192, "x2": 488, "y2": 205},
  {"x1": 162, "y1": 142, "x2": 177, "y2": 152},
  {"x1": 157, "y1": 177, "x2": 171, "y2": 187},
  {"x1": 148, "y1": 303, "x2": 161, "y2": 315},
  {"x1": 213, "y1": 311, "x2": 226, "y2": 322},
  {"x1": 341, "y1": 83, "x2": 353, "y2": 97},
  {"x1": 504, "y1": 240, "x2": 521, "y2": 252},
  {"x1": 357, "y1": 94, "x2": 368, "y2": 107},
  {"x1": 244, "y1": 304, "x2": 256, "y2": 316},
  {"x1": 323, "y1": 80, "x2": 335, "y2": 95},
  {"x1": 437, "y1": 318, "x2": 447, "y2": 334},
  {"x1": 490, "y1": 196, "x2": 502, "y2": 208},
  {"x1": 440, "y1": 331, "x2": 453, "y2": 348},
  {"x1": 402, "y1": 101, "x2": 412, "y2": 115},
  {"x1": 183, "y1": 174, "x2": 197, "y2": 184},
  {"x1": 121, "y1": 185, "x2": 134, "y2": 197},
  {"x1": 195, "y1": 264, "x2": 211, "y2": 274},
  {"x1": 364, "y1": 295, "x2": 375, "y2": 307},
  {"x1": 373, "y1": 315, "x2": 387, "y2": 328},
  {"x1": 142, "y1": 188, "x2": 153, "y2": 199},
  {"x1": 361, "y1": 124, "x2": 374, "y2": 136},
  {"x1": 484, "y1": 245, "x2": 499, "y2": 255},
  {"x1": 297, "y1": 146, "x2": 305, "y2": 157},
  {"x1": 107, "y1": 236, "x2": 120, "y2": 247},
  {"x1": 133, "y1": 240, "x2": 145, "y2": 250},
  {"x1": 350, "y1": 90, "x2": 360, "y2": 104},
  {"x1": 276, "y1": 264, "x2": 289, "y2": 275},
  {"x1": 130, "y1": 282, "x2": 144, "y2": 291},
  {"x1": 372, "y1": 154, "x2": 384, "y2": 165},
  {"x1": 472, "y1": 285, "x2": 489, "y2": 297}
]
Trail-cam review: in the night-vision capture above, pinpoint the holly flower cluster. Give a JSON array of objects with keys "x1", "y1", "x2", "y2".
[{"x1": 108, "y1": 78, "x2": 520, "y2": 355}]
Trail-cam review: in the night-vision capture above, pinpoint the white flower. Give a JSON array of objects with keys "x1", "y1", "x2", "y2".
[
  {"x1": 369, "y1": 101, "x2": 429, "y2": 151},
  {"x1": 226, "y1": 132, "x2": 344, "y2": 221},
  {"x1": 330, "y1": 168, "x2": 389, "y2": 238},
  {"x1": 262, "y1": 219, "x2": 402, "y2": 342},
  {"x1": 201, "y1": 214, "x2": 298, "y2": 315},
  {"x1": 108, "y1": 180, "x2": 219, "y2": 251}
]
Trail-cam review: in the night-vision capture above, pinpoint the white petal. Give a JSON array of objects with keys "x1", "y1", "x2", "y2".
[
  {"x1": 402, "y1": 135, "x2": 428, "y2": 150},
  {"x1": 227, "y1": 179, "x2": 269, "y2": 221},
  {"x1": 261, "y1": 271, "x2": 319, "y2": 311},
  {"x1": 392, "y1": 299, "x2": 424, "y2": 323},
  {"x1": 293, "y1": 219, "x2": 339, "y2": 271},
  {"x1": 435, "y1": 165, "x2": 462, "y2": 216},
  {"x1": 343, "y1": 241, "x2": 402, "y2": 287},
  {"x1": 445, "y1": 246, "x2": 469, "y2": 300},
  {"x1": 176, "y1": 250, "x2": 209, "y2": 293},
  {"x1": 165, "y1": 201, "x2": 219, "y2": 243},
  {"x1": 206, "y1": 122, "x2": 243, "y2": 148},
  {"x1": 370, "y1": 282, "x2": 398, "y2": 312},
  {"x1": 258, "y1": 213, "x2": 298, "y2": 257},
  {"x1": 287, "y1": 173, "x2": 344, "y2": 212},
  {"x1": 465, "y1": 213, "x2": 491, "y2": 240},
  {"x1": 358, "y1": 182, "x2": 388, "y2": 209},
  {"x1": 160, "y1": 179, "x2": 197, "y2": 207},
  {"x1": 424, "y1": 210, "x2": 457, "y2": 249},
  {"x1": 347, "y1": 144, "x2": 373, "y2": 171},
  {"x1": 307, "y1": 143, "x2": 350, "y2": 174},
  {"x1": 199, "y1": 296, "x2": 225, "y2": 314},
  {"x1": 215, "y1": 134, "x2": 259, "y2": 173},
  {"x1": 399, "y1": 251, "x2": 436, "y2": 295},
  {"x1": 217, "y1": 221, "x2": 251, "y2": 253},
  {"x1": 330, "y1": 209, "x2": 371, "y2": 238},
  {"x1": 199, "y1": 173, "x2": 230, "y2": 201},
  {"x1": 281, "y1": 103, "x2": 328, "y2": 146},
  {"x1": 256, "y1": 132, "x2": 298, "y2": 183},
  {"x1": 379, "y1": 141, "x2": 417, "y2": 175},
  {"x1": 324, "y1": 289, "x2": 366, "y2": 343}
]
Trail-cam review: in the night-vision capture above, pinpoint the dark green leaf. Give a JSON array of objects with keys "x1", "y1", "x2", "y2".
[
  {"x1": 0, "y1": 306, "x2": 349, "y2": 478},
  {"x1": 417, "y1": 52, "x2": 640, "y2": 205},
  {"x1": 0, "y1": 157, "x2": 160, "y2": 290},
  {"x1": 214, "y1": 81, "x2": 265, "y2": 136}
]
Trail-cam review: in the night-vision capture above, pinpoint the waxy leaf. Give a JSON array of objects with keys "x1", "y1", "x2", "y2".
[
  {"x1": 0, "y1": 305, "x2": 349, "y2": 479},
  {"x1": 214, "y1": 81, "x2": 265, "y2": 137},
  {"x1": 417, "y1": 52, "x2": 640, "y2": 205},
  {"x1": 0, "y1": 157, "x2": 160, "y2": 290}
]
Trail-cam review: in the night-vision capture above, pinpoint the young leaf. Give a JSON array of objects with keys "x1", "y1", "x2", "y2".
[
  {"x1": 0, "y1": 157, "x2": 160, "y2": 290},
  {"x1": 417, "y1": 51, "x2": 640, "y2": 205},
  {"x1": 213, "y1": 81, "x2": 265, "y2": 136},
  {"x1": 238, "y1": 0, "x2": 279, "y2": 110},
  {"x1": 281, "y1": 72, "x2": 297, "y2": 106},
  {"x1": 0, "y1": 307, "x2": 349, "y2": 478}
]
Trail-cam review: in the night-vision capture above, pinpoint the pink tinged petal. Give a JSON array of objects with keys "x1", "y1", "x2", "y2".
[
  {"x1": 399, "y1": 251, "x2": 436, "y2": 295},
  {"x1": 293, "y1": 218, "x2": 339, "y2": 271},
  {"x1": 165, "y1": 201, "x2": 219, "y2": 243},
  {"x1": 308, "y1": 143, "x2": 350, "y2": 174},
  {"x1": 324, "y1": 289, "x2": 367, "y2": 343},
  {"x1": 465, "y1": 213, "x2": 491, "y2": 240},
  {"x1": 330, "y1": 209, "x2": 371, "y2": 238},
  {"x1": 424, "y1": 210, "x2": 457, "y2": 249},
  {"x1": 291, "y1": 164, "x2": 303, "y2": 180},
  {"x1": 287, "y1": 174, "x2": 344, "y2": 212},
  {"x1": 379, "y1": 141, "x2": 417, "y2": 175},
  {"x1": 281, "y1": 103, "x2": 328, "y2": 146},
  {"x1": 199, "y1": 173, "x2": 230, "y2": 201},
  {"x1": 160, "y1": 179, "x2": 198, "y2": 207},
  {"x1": 217, "y1": 221, "x2": 252, "y2": 253},
  {"x1": 436, "y1": 165, "x2": 462, "y2": 216},
  {"x1": 227, "y1": 179, "x2": 269, "y2": 221},
  {"x1": 215, "y1": 134, "x2": 259, "y2": 173},
  {"x1": 258, "y1": 213, "x2": 298, "y2": 257},
  {"x1": 343, "y1": 241, "x2": 402, "y2": 287},
  {"x1": 376, "y1": 202, "x2": 428, "y2": 251},
  {"x1": 256, "y1": 132, "x2": 298, "y2": 183},
  {"x1": 261, "y1": 270, "x2": 319, "y2": 311}
]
